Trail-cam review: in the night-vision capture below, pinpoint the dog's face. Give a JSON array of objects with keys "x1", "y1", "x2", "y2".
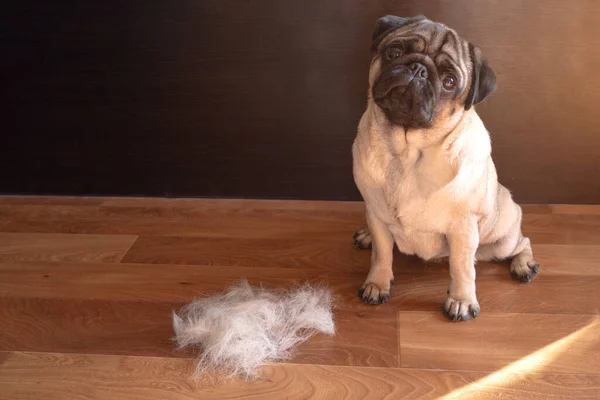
[{"x1": 369, "y1": 15, "x2": 497, "y2": 130}]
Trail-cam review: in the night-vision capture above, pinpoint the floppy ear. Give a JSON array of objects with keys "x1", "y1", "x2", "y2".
[
  {"x1": 465, "y1": 43, "x2": 497, "y2": 110},
  {"x1": 371, "y1": 15, "x2": 426, "y2": 51}
]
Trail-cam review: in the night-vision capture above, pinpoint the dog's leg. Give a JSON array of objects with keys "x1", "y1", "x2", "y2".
[
  {"x1": 477, "y1": 202, "x2": 539, "y2": 282},
  {"x1": 353, "y1": 227, "x2": 372, "y2": 249},
  {"x1": 506, "y1": 205, "x2": 539, "y2": 282},
  {"x1": 444, "y1": 219, "x2": 480, "y2": 321},
  {"x1": 359, "y1": 210, "x2": 394, "y2": 304}
]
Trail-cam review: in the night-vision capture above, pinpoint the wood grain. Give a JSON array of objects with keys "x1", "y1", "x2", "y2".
[
  {"x1": 387, "y1": 264, "x2": 600, "y2": 315},
  {"x1": 399, "y1": 312, "x2": 600, "y2": 374},
  {"x1": 0, "y1": 297, "x2": 185, "y2": 358},
  {"x1": 2, "y1": 203, "x2": 597, "y2": 246},
  {"x1": 293, "y1": 312, "x2": 398, "y2": 368},
  {"x1": 3, "y1": 195, "x2": 591, "y2": 213},
  {"x1": 99, "y1": 197, "x2": 366, "y2": 212},
  {"x1": 0, "y1": 262, "x2": 334, "y2": 302},
  {"x1": 522, "y1": 213, "x2": 600, "y2": 245},
  {"x1": 532, "y1": 244, "x2": 600, "y2": 276},
  {"x1": 0, "y1": 232, "x2": 137, "y2": 263},
  {"x1": 0, "y1": 295, "x2": 397, "y2": 367},
  {"x1": 547, "y1": 205, "x2": 600, "y2": 215},
  {"x1": 0, "y1": 352, "x2": 11, "y2": 366},
  {"x1": 120, "y1": 231, "x2": 600, "y2": 271},
  {"x1": 1, "y1": 352, "x2": 599, "y2": 400},
  {"x1": 120, "y1": 236, "x2": 372, "y2": 270},
  {"x1": 2, "y1": 259, "x2": 600, "y2": 315},
  {"x1": 0, "y1": 203, "x2": 365, "y2": 239}
]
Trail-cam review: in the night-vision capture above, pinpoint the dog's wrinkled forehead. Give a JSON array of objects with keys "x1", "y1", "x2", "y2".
[
  {"x1": 373, "y1": 16, "x2": 467, "y2": 65},
  {"x1": 369, "y1": 15, "x2": 497, "y2": 111}
]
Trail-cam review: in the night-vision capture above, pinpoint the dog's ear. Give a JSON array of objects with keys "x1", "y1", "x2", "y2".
[
  {"x1": 371, "y1": 15, "x2": 426, "y2": 51},
  {"x1": 465, "y1": 43, "x2": 497, "y2": 110}
]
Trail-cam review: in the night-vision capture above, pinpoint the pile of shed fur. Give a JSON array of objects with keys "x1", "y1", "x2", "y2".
[{"x1": 172, "y1": 280, "x2": 335, "y2": 379}]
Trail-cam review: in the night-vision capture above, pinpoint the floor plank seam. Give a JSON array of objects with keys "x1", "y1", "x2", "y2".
[{"x1": 118, "y1": 235, "x2": 141, "y2": 263}]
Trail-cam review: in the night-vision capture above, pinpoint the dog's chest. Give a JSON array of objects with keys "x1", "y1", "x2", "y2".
[{"x1": 357, "y1": 144, "x2": 454, "y2": 259}]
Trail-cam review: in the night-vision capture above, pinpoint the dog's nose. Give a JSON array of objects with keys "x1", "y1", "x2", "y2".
[{"x1": 408, "y1": 63, "x2": 428, "y2": 79}]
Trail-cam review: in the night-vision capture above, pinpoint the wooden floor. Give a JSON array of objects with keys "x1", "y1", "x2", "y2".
[{"x1": 0, "y1": 196, "x2": 599, "y2": 399}]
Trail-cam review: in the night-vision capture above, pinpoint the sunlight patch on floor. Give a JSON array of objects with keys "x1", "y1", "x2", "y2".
[{"x1": 438, "y1": 318, "x2": 599, "y2": 399}]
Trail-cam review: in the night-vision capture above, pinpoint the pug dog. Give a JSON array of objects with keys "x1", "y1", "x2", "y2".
[{"x1": 352, "y1": 15, "x2": 539, "y2": 321}]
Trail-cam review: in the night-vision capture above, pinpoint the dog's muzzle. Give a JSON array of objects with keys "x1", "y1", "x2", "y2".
[{"x1": 373, "y1": 63, "x2": 434, "y2": 128}]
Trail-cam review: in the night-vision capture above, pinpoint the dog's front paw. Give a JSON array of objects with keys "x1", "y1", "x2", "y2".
[
  {"x1": 353, "y1": 228, "x2": 372, "y2": 249},
  {"x1": 359, "y1": 280, "x2": 393, "y2": 305},
  {"x1": 510, "y1": 254, "x2": 539, "y2": 283},
  {"x1": 443, "y1": 296, "x2": 480, "y2": 322}
]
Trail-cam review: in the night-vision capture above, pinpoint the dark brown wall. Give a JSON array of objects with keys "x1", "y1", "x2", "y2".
[{"x1": 2, "y1": 1, "x2": 599, "y2": 203}]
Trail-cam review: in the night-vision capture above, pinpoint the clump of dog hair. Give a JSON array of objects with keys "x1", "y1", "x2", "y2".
[{"x1": 172, "y1": 280, "x2": 335, "y2": 380}]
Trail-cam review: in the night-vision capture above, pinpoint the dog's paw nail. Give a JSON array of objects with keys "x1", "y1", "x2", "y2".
[
  {"x1": 444, "y1": 297, "x2": 479, "y2": 322},
  {"x1": 353, "y1": 239, "x2": 371, "y2": 250},
  {"x1": 511, "y1": 268, "x2": 538, "y2": 283},
  {"x1": 511, "y1": 258, "x2": 539, "y2": 284},
  {"x1": 359, "y1": 283, "x2": 391, "y2": 305}
]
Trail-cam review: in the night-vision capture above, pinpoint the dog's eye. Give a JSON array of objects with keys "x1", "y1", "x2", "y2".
[
  {"x1": 442, "y1": 75, "x2": 456, "y2": 90},
  {"x1": 385, "y1": 47, "x2": 402, "y2": 60}
]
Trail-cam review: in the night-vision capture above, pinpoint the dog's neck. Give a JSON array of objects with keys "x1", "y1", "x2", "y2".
[{"x1": 364, "y1": 104, "x2": 491, "y2": 163}]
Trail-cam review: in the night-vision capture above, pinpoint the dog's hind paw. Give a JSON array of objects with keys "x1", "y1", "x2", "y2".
[
  {"x1": 510, "y1": 254, "x2": 539, "y2": 283},
  {"x1": 353, "y1": 228, "x2": 372, "y2": 249}
]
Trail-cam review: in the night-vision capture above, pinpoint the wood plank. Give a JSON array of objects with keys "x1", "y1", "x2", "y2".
[
  {"x1": 120, "y1": 236, "x2": 371, "y2": 269},
  {"x1": 292, "y1": 312, "x2": 398, "y2": 367},
  {"x1": 100, "y1": 197, "x2": 367, "y2": 212},
  {"x1": 2, "y1": 259, "x2": 599, "y2": 315},
  {"x1": 6, "y1": 196, "x2": 600, "y2": 214},
  {"x1": 0, "y1": 295, "x2": 397, "y2": 367},
  {"x1": 532, "y1": 244, "x2": 600, "y2": 276},
  {"x1": 1, "y1": 352, "x2": 599, "y2": 400},
  {"x1": 120, "y1": 235, "x2": 600, "y2": 272},
  {"x1": 547, "y1": 204, "x2": 600, "y2": 215},
  {"x1": 0, "y1": 352, "x2": 472, "y2": 400},
  {"x1": 0, "y1": 261, "x2": 384, "y2": 316},
  {"x1": 4, "y1": 196, "x2": 599, "y2": 214},
  {"x1": 0, "y1": 262, "x2": 335, "y2": 302},
  {"x1": 0, "y1": 297, "x2": 183, "y2": 358},
  {"x1": 0, "y1": 233, "x2": 137, "y2": 263},
  {"x1": 0, "y1": 203, "x2": 365, "y2": 239},
  {"x1": 399, "y1": 312, "x2": 600, "y2": 374},
  {"x1": 1, "y1": 201, "x2": 599, "y2": 244},
  {"x1": 498, "y1": 204, "x2": 600, "y2": 216},
  {"x1": 522, "y1": 213, "x2": 600, "y2": 245},
  {"x1": 388, "y1": 263, "x2": 600, "y2": 315}
]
